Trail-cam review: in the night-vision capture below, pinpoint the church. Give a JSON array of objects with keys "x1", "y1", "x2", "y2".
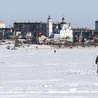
[{"x1": 46, "y1": 16, "x2": 73, "y2": 42}]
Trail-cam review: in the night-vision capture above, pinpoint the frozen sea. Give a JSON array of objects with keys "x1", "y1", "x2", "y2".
[{"x1": 0, "y1": 44, "x2": 98, "y2": 98}]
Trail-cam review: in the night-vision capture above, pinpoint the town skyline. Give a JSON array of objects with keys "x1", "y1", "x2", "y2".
[{"x1": 0, "y1": 0, "x2": 98, "y2": 29}]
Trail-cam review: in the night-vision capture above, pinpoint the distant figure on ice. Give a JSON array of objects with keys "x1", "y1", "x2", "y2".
[
  {"x1": 54, "y1": 50, "x2": 56, "y2": 53},
  {"x1": 95, "y1": 55, "x2": 98, "y2": 73}
]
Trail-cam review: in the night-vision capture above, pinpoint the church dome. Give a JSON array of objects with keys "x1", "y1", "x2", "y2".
[
  {"x1": 48, "y1": 15, "x2": 51, "y2": 20},
  {"x1": 61, "y1": 17, "x2": 66, "y2": 24}
]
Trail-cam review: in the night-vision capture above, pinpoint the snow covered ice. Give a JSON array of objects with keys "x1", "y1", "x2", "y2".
[{"x1": 0, "y1": 44, "x2": 98, "y2": 98}]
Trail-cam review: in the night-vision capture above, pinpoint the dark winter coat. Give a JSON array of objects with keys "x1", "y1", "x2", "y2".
[{"x1": 95, "y1": 56, "x2": 98, "y2": 64}]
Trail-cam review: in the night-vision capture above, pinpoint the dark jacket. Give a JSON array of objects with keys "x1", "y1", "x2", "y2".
[{"x1": 96, "y1": 56, "x2": 98, "y2": 64}]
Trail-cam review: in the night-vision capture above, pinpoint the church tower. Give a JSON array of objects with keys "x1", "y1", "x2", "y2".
[
  {"x1": 62, "y1": 17, "x2": 65, "y2": 24},
  {"x1": 61, "y1": 17, "x2": 66, "y2": 29},
  {"x1": 46, "y1": 15, "x2": 53, "y2": 37}
]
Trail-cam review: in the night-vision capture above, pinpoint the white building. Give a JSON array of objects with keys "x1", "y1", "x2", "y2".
[
  {"x1": 0, "y1": 21, "x2": 5, "y2": 28},
  {"x1": 36, "y1": 33, "x2": 47, "y2": 43},
  {"x1": 46, "y1": 15, "x2": 53, "y2": 37},
  {"x1": 53, "y1": 17, "x2": 73, "y2": 42}
]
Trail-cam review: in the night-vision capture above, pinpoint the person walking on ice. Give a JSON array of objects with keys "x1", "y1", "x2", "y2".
[
  {"x1": 95, "y1": 55, "x2": 98, "y2": 74},
  {"x1": 54, "y1": 50, "x2": 56, "y2": 53}
]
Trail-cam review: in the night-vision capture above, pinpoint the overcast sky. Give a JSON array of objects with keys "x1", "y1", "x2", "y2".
[{"x1": 0, "y1": 0, "x2": 98, "y2": 29}]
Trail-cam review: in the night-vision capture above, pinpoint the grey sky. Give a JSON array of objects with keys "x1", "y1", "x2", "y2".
[{"x1": 0, "y1": 0, "x2": 98, "y2": 29}]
